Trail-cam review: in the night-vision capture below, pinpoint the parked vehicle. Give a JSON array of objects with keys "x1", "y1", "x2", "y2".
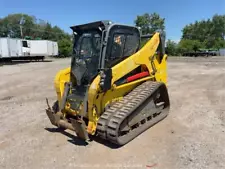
[
  {"x1": 28, "y1": 40, "x2": 58, "y2": 57},
  {"x1": 0, "y1": 37, "x2": 58, "y2": 61},
  {"x1": 182, "y1": 49, "x2": 218, "y2": 57}
]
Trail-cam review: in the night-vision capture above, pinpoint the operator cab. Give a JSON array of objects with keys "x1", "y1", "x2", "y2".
[
  {"x1": 65, "y1": 20, "x2": 162, "y2": 114},
  {"x1": 70, "y1": 20, "x2": 141, "y2": 88}
]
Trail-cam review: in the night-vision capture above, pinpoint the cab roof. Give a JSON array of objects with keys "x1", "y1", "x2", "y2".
[{"x1": 70, "y1": 20, "x2": 113, "y2": 33}]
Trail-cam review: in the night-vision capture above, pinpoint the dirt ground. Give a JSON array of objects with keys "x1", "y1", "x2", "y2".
[{"x1": 0, "y1": 56, "x2": 225, "y2": 169}]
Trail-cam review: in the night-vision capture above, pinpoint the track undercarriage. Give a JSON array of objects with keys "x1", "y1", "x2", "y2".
[{"x1": 97, "y1": 80, "x2": 170, "y2": 145}]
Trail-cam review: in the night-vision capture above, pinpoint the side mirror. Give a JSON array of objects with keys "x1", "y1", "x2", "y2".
[{"x1": 99, "y1": 68, "x2": 112, "y2": 92}]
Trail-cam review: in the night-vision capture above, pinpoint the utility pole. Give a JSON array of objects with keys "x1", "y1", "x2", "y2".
[
  {"x1": 19, "y1": 15, "x2": 25, "y2": 39},
  {"x1": 20, "y1": 25, "x2": 23, "y2": 39}
]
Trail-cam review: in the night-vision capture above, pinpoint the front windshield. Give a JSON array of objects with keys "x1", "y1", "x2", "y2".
[
  {"x1": 71, "y1": 31, "x2": 102, "y2": 85},
  {"x1": 74, "y1": 32, "x2": 101, "y2": 60}
]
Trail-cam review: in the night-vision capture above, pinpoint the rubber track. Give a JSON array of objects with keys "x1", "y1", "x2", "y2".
[{"x1": 96, "y1": 80, "x2": 167, "y2": 145}]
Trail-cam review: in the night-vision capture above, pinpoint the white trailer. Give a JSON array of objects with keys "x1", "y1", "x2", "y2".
[
  {"x1": 0, "y1": 38, "x2": 8, "y2": 58},
  {"x1": 29, "y1": 40, "x2": 48, "y2": 56},
  {"x1": 29, "y1": 40, "x2": 58, "y2": 57},
  {"x1": 0, "y1": 38, "x2": 58, "y2": 61},
  {"x1": 0, "y1": 38, "x2": 23, "y2": 58}
]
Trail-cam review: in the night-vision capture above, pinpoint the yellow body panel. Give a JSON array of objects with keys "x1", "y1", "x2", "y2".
[
  {"x1": 53, "y1": 32, "x2": 168, "y2": 135},
  {"x1": 54, "y1": 67, "x2": 71, "y2": 107}
]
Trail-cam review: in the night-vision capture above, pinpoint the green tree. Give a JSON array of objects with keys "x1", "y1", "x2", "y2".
[
  {"x1": 51, "y1": 26, "x2": 64, "y2": 41},
  {"x1": 211, "y1": 14, "x2": 225, "y2": 40},
  {"x1": 0, "y1": 13, "x2": 36, "y2": 38},
  {"x1": 181, "y1": 14, "x2": 225, "y2": 50},
  {"x1": 0, "y1": 13, "x2": 23, "y2": 38},
  {"x1": 178, "y1": 39, "x2": 203, "y2": 53},
  {"x1": 214, "y1": 38, "x2": 225, "y2": 49},
  {"x1": 134, "y1": 12, "x2": 165, "y2": 35},
  {"x1": 22, "y1": 15, "x2": 36, "y2": 38},
  {"x1": 166, "y1": 39, "x2": 178, "y2": 56},
  {"x1": 42, "y1": 22, "x2": 54, "y2": 40},
  {"x1": 58, "y1": 38, "x2": 72, "y2": 57},
  {"x1": 0, "y1": 13, "x2": 73, "y2": 57}
]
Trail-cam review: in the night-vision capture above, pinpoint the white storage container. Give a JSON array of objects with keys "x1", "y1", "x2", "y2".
[
  {"x1": 29, "y1": 40, "x2": 58, "y2": 56},
  {"x1": 0, "y1": 38, "x2": 58, "y2": 59},
  {"x1": 9, "y1": 38, "x2": 16, "y2": 57},
  {"x1": 29, "y1": 40, "x2": 48, "y2": 56},
  {"x1": 0, "y1": 38, "x2": 9, "y2": 58},
  {"x1": 16, "y1": 39, "x2": 23, "y2": 56},
  {"x1": 0, "y1": 38, "x2": 23, "y2": 58}
]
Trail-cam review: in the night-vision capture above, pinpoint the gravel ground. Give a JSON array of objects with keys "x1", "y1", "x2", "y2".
[{"x1": 0, "y1": 56, "x2": 225, "y2": 169}]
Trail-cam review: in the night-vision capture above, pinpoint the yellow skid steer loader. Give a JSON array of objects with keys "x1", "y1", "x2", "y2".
[{"x1": 46, "y1": 20, "x2": 170, "y2": 146}]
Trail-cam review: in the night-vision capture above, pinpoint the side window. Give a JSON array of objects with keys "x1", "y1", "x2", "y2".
[
  {"x1": 104, "y1": 26, "x2": 140, "y2": 68},
  {"x1": 123, "y1": 35, "x2": 139, "y2": 57},
  {"x1": 110, "y1": 34, "x2": 125, "y2": 60},
  {"x1": 108, "y1": 34, "x2": 139, "y2": 62}
]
